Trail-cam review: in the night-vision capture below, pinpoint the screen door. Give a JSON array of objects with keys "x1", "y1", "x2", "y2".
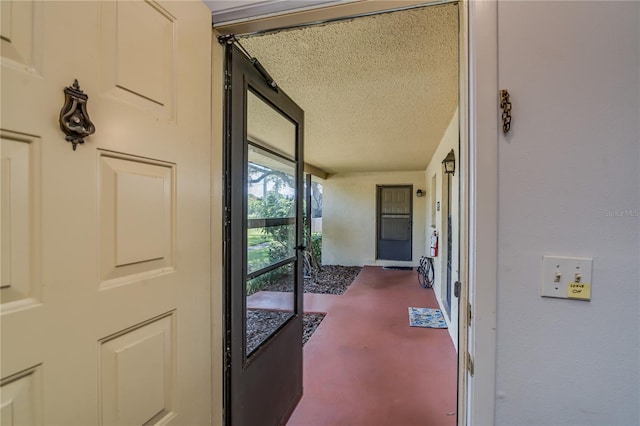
[
  {"x1": 224, "y1": 42, "x2": 305, "y2": 426},
  {"x1": 377, "y1": 185, "x2": 413, "y2": 261}
]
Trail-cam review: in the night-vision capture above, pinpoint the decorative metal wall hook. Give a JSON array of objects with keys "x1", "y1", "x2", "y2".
[
  {"x1": 500, "y1": 89, "x2": 512, "y2": 134},
  {"x1": 59, "y1": 79, "x2": 95, "y2": 150}
]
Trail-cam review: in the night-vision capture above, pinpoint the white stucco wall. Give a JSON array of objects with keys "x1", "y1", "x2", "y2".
[
  {"x1": 424, "y1": 109, "x2": 459, "y2": 348},
  {"x1": 323, "y1": 171, "x2": 427, "y2": 266},
  {"x1": 494, "y1": 2, "x2": 640, "y2": 424}
]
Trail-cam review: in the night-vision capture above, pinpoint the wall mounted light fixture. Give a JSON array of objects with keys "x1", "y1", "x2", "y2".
[
  {"x1": 416, "y1": 189, "x2": 424, "y2": 197},
  {"x1": 442, "y1": 149, "x2": 456, "y2": 175}
]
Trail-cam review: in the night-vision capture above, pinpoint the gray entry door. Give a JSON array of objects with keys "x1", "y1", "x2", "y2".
[
  {"x1": 224, "y1": 43, "x2": 305, "y2": 425},
  {"x1": 377, "y1": 186, "x2": 413, "y2": 261}
]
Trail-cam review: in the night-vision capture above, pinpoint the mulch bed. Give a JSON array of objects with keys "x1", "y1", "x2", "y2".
[
  {"x1": 302, "y1": 313, "x2": 326, "y2": 345},
  {"x1": 304, "y1": 265, "x2": 362, "y2": 295},
  {"x1": 261, "y1": 265, "x2": 362, "y2": 295}
]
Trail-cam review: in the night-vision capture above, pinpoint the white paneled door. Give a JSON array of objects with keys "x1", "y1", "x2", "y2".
[{"x1": 1, "y1": 1, "x2": 213, "y2": 424}]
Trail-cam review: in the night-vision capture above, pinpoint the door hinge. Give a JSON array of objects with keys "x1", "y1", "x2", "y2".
[
  {"x1": 468, "y1": 302, "x2": 472, "y2": 327},
  {"x1": 224, "y1": 70, "x2": 231, "y2": 90},
  {"x1": 224, "y1": 206, "x2": 231, "y2": 228},
  {"x1": 226, "y1": 356, "x2": 232, "y2": 370},
  {"x1": 217, "y1": 34, "x2": 234, "y2": 45},
  {"x1": 224, "y1": 331, "x2": 233, "y2": 369},
  {"x1": 467, "y1": 352, "x2": 475, "y2": 377}
]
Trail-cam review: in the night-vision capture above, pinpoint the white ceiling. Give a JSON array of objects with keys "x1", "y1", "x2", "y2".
[{"x1": 217, "y1": 3, "x2": 458, "y2": 175}]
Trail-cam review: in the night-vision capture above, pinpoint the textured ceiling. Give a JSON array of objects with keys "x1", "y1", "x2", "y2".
[{"x1": 240, "y1": 3, "x2": 458, "y2": 174}]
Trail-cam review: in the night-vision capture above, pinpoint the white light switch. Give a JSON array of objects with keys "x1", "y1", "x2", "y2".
[{"x1": 541, "y1": 256, "x2": 592, "y2": 300}]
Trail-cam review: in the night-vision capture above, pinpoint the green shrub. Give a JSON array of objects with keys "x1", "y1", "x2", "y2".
[{"x1": 310, "y1": 232, "x2": 322, "y2": 266}]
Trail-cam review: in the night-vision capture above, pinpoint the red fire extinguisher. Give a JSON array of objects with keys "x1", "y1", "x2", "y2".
[{"x1": 429, "y1": 229, "x2": 439, "y2": 257}]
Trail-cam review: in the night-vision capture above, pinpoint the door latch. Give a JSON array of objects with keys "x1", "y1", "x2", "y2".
[{"x1": 467, "y1": 352, "x2": 475, "y2": 376}]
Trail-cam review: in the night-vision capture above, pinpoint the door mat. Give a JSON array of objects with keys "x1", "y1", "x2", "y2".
[
  {"x1": 383, "y1": 266, "x2": 413, "y2": 270},
  {"x1": 408, "y1": 307, "x2": 448, "y2": 328}
]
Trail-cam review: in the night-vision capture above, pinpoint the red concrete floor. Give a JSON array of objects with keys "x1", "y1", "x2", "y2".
[{"x1": 287, "y1": 265, "x2": 458, "y2": 426}]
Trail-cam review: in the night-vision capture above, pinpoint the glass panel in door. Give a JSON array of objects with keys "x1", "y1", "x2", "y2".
[{"x1": 246, "y1": 141, "x2": 297, "y2": 357}]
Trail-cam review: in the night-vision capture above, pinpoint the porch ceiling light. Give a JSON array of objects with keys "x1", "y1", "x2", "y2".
[{"x1": 442, "y1": 150, "x2": 455, "y2": 175}]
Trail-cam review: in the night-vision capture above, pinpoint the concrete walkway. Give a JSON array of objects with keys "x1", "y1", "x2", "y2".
[
  {"x1": 247, "y1": 291, "x2": 341, "y2": 314},
  {"x1": 253, "y1": 265, "x2": 458, "y2": 426}
]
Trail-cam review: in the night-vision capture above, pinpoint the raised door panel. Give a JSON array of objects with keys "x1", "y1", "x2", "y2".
[
  {"x1": 0, "y1": 366, "x2": 43, "y2": 425},
  {"x1": 100, "y1": 0, "x2": 175, "y2": 119},
  {"x1": 0, "y1": 130, "x2": 40, "y2": 309},
  {"x1": 98, "y1": 151, "x2": 175, "y2": 288},
  {"x1": 100, "y1": 313, "x2": 175, "y2": 425},
  {"x1": 0, "y1": 0, "x2": 42, "y2": 73}
]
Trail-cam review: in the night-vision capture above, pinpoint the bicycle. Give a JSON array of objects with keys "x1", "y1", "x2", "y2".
[{"x1": 417, "y1": 255, "x2": 435, "y2": 288}]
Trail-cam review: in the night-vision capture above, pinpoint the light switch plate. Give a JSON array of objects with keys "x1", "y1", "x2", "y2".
[{"x1": 541, "y1": 256, "x2": 593, "y2": 300}]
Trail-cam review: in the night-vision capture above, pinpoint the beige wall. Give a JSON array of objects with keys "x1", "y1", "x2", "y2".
[
  {"x1": 494, "y1": 3, "x2": 639, "y2": 423},
  {"x1": 210, "y1": 33, "x2": 224, "y2": 426},
  {"x1": 323, "y1": 171, "x2": 427, "y2": 266},
  {"x1": 424, "y1": 109, "x2": 459, "y2": 347}
]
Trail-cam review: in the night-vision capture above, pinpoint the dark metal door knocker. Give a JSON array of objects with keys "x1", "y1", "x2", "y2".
[{"x1": 59, "y1": 79, "x2": 96, "y2": 150}]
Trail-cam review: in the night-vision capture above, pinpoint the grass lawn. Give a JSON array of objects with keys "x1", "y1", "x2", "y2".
[
  {"x1": 248, "y1": 248, "x2": 271, "y2": 273},
  {"x1": 248, "y1": 228, "x2": 273, "y2": 273},
  {"x1": 248, "y1": 228, "x2": 269, "y2": 246}
]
